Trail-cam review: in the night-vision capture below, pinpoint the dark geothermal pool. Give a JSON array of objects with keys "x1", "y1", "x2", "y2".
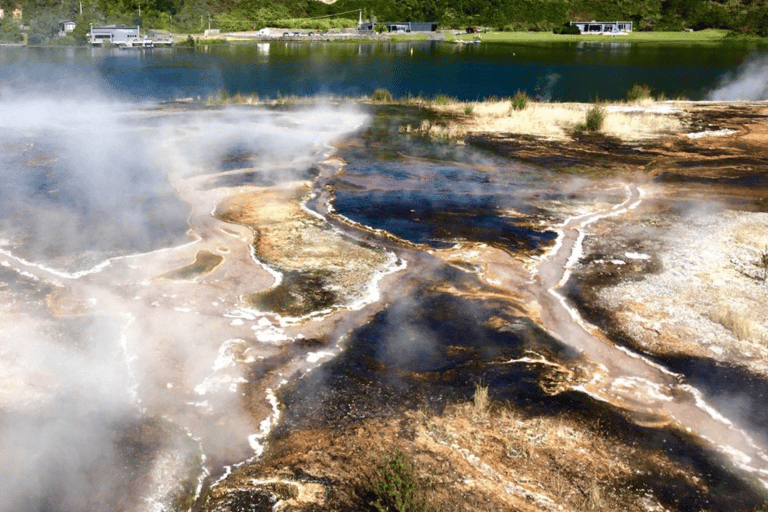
[{"x1": 331, "y1": 158, "x2": 559, "y2": 249}]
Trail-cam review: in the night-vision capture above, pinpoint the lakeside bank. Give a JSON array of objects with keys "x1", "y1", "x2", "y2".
[{"x1": 184, "y1": 27, "x2": 763, "y2": 45}]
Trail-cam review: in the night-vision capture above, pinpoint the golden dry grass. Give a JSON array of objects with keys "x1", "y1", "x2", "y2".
[
  {"x1": 733, "y1": 223, "x2": 768, "y2": 250},
  {"x1": 708, "y1": 307, "x2": 768, "y2": 345},
  {"x1": 472, "y1": 382, "x2": 490, "y2": 418},
  {"x1": 425, "y1": 99, "x2": 685, "y2": 142},
  {"x1": 411, "y1": 399, "x2": 658, "y2": 512}
]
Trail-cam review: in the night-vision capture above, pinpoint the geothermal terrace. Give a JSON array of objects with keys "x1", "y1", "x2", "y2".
[{"x1": 1, "y1": 98, "x2": 768, "y2": 511}]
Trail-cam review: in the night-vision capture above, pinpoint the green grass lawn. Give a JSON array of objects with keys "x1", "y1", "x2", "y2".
[
  {"x1": 388, "y1": 33, "x2": 431, "y2": 41},
  {"x1": 449, "y1": 29, "x2": 738, "y2": 44}
]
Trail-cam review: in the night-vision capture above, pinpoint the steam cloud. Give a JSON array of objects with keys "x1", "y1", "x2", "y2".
[
  {"x1": 536, "y1": 72, "x2": 561, "y2": 102},
  {"x1": 0, "y1": 77, "x2": 369, "y2": 512},
  {"x1": 707, "y1": 54, "x2": 768, "y2": 101}
]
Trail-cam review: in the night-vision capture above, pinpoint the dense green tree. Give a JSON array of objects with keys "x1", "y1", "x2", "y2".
[
  {"x1": 27, "y1": 10, "x2": 58, "y2": 42},
  {"x1": 71, "y1": 13, "x2": 91, "y2": 42},
  {"x1": 0, "y1": 16, "x2": 23, "y2": 41},
  {"x1": 12, "y1": 0, "x2": 768, "y2": 37}
]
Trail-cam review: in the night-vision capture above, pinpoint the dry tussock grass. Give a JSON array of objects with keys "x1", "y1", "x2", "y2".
[
  {"x1": 707, "y1": 305, "x2": 768, "y2": 345},
  {"x1": 427, "y1": 100, "x2": 684, "y2": 142},
  {"x1": 471, "y1": 382, "x2": 490, "y2": 418},
  {"x1": 602, "y1": 109, "x2": 683, "y2": 140},
  {"x1": 420, "y1": 401, "x2": 625, "y2": 510},
  {"x1": 733, "y1": 223, "x2": 768, "y2": 249},
  {"x1": 708, "y1": 306, "x2": 768, "y2": 345}
]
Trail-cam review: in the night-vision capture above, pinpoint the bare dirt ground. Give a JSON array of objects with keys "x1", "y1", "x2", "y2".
[{"x1": 202, "y1": 102, "x2": 768, "y2": 512}]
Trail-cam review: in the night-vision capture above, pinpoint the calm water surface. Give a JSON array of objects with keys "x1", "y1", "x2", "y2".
[{"x1": 0, "y1": 41, "x2": 763, "y2": 101}]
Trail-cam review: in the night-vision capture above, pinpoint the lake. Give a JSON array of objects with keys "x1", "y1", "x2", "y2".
[{"x1": 0, "y1": 40, "x2": 764, "y2": 102}]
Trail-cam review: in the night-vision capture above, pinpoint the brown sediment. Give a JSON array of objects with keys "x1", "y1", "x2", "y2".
[
  {"x1": 158, "y1": 249, "x2": 224, "y2": 281},
  {"x1": 214, "y1": 184, "x2": 392, "y2": 316},
  {"x1": 464, "y1": 101, "x2": 768, "y2": 190},
  {"x1": 45, "y1": 285, "x2": 91, "y2": 316},
  {"x1": 210, "y1": 396, "x2": 752, "y2": 512},
  {"x1": 205, "y1": 101, "x2": 768, "y2": 511}
]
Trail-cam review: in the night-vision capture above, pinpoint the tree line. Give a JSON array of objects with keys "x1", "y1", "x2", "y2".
[{"x1": 2, "y1": 0, "x2": 768, "y2": 44}]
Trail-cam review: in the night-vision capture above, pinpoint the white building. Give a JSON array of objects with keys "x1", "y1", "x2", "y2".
[
  {"x1": 89, "y1": 25, "x2": 141, "y2": 45},
  {"x1": 58, "y1": 20, "x2": 76, "y2": 37},
  {"x1": 569, "y1": 21, "x2": 633, "y2": 34}
]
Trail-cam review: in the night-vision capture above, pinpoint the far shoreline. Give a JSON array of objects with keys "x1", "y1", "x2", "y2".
[{"x1": 10, "y1": 28, "x2": 767, "y2": 48}]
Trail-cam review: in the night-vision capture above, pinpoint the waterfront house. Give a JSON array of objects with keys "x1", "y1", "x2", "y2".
[
  {"x1": 89, "y1": 25, "x2": 141, "y2": 45},
  {"x1": 58, "y1": 20, "x2": 76, "y2": 37},
  {"x1": 569, "y1": 21, "x2": 633, "y2": 34}
]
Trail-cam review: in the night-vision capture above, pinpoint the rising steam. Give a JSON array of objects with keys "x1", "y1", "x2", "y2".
[
  {"x1": 0, "y1": 78, "x2": 369, "y2": 512},
  {"x1": 707, "y1": 54, "x2": 768, "y2": 101}
]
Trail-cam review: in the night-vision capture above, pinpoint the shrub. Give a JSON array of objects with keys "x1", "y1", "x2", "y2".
[
  {"x1": 463, "y1": 103, "x2": 474, "y2": 115},
  {"x1": 27, "y1": 13, "x2": 59, "y2": 44},
  {"x1": 553, "y1": 24, "x2": 580, "y2": 35},
  {"x1": 584, "y1": 105, "x2": 605, "y2": 132},
  {"x1": 511, "y1": 90, "x2": 529, "y2": 111},
  {"x1": 178, "y1": 34, "x2": 195, "y2": 47},
  {"x1": 371, "y1": 88, "x2": 393, "y2": 102},
  {"x1": 0, "y1": 18, "x2": 23, "y2": 43},
  {"x1": 361, "y1": 450, "x2": 434, "y2": 512},
  {"x1": 626, "y1": 83, "x2": 653, "y2": 102}
]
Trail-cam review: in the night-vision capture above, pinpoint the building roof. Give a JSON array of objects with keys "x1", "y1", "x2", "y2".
[{"x1": 92, "y1": 25, "x2": 138, "y2": 29}]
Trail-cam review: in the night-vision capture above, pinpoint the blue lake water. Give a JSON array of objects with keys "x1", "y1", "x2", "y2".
[{"x1": 0, "y1": 41, "x2": 763, "y2": 101}]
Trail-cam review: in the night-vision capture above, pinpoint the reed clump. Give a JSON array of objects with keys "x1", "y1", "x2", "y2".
[
  {"x1": 371, "y1": 88, "x2": 393, "y2": 103},
  {"x1": 397, "y1": 96, "x2": 683, "y2": 142},
  {"x1": 204, "y1": 88, "x2": 260, "y2": 106},
  {"x1": 574, "y1": 104, "x2": 605, "y2": 133},
  {"x1": 585, "y1": 105, "x2": 605, "y2": 132},
  {"x1": 472, "y1": 381, "x2": 490, "y2": 418},
  {"x1": 626, "y1": 83, "x2": 653, "y2": 102},
  {"x1": 510, "y1": 90, "x2": 529, "y2": 111}
]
